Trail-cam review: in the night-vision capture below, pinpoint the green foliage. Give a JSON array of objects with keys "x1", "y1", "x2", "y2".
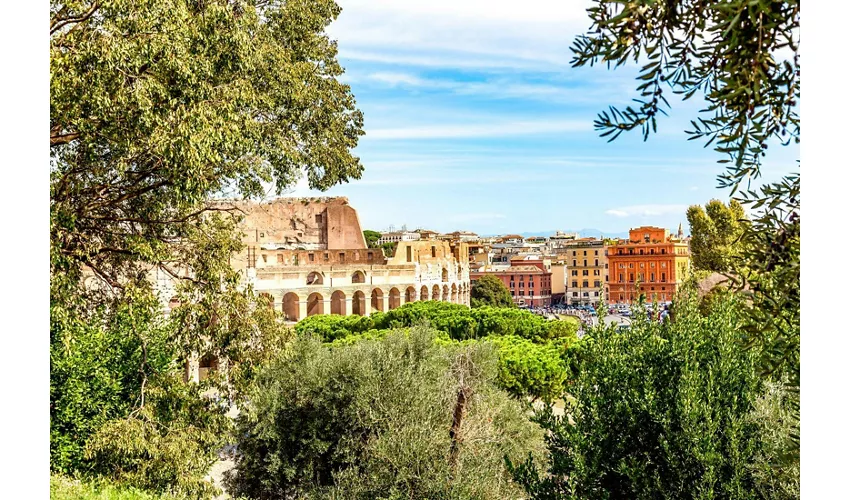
[
  {"x1": 294, "y1": 301, "x2": 578, "y2": 344},
  {"x1": 51, "y1": 474, "x2": 185, "y2": 500},
  {"x1": 470, "y1": 275, "x2": 516, "y2": 308},
  {"x1": 226, "y1": 328, "x2": 544, "y2": 499},
  {"x1": 570, "y1": 0, "x2": 800, "y2": 468},
  {"x1": 508, "y1": 289, "x2": 797, "y2": 498},
  {"x1": 380, "y1": 241, "x2": 397, "y2": 257},
  {"x1": 363, "y1": 230, "x2": 382, "y2": 248},
  {"x1": 485, "y1": 335, "x2": 568, "y2": 403},
  {"x1": 688, "y1": 199, "x2": 748, "y2": 272}
]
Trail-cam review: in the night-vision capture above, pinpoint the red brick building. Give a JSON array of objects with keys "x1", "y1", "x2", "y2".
[
  {"x1": 607, "y1": 226, "x2": 691, "y2": 304},
  {"x1": 470, "y1": 259, "x2": 552, "y2": 307}
]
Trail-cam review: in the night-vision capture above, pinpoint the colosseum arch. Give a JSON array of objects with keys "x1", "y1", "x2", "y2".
[
  {"x1": 432, "y1": 284, "x2": 441, "y2": 301},
  {"x1": 352, "y1": 290, "x2": 366, "y2": 316},
  {"x1": 420, "y1": 285, "x2": 429, "y2": 301},
  {"x1": 283, "y1": 292, "x2": 300, "y2": 321},
  {"x1": 351, "y1": 270, "x2": 366, "y2": 284},
  {"x1": 331, "y1": 290, "x2": 346, "y2": 315},
  {"x1": 406, "y1": 286, "x2": 417, "y2": 304},
  {"x1": 307, "y1": 292, "x2": 324, "y2": 316},
  {"x1": 451, "y1": 284, "x2": 458, "y2": 303},
  {"x1": 306, "y1": 271, "x2": 323, "y2": 286},
  {"x1": 442, "y1": 284, "x2": 449, "y2": 302},
  {"x1": 371, "y1": 288, "x2": 384, "y2": 312},
  {"x1": 442, "y1": 267, "x2": 449, "y2": 281},
  {"x1": 389, "y1": 288, "x2": 401, "y2": 310}
]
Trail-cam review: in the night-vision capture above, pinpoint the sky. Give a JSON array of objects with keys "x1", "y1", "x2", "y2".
[{"x1": 283, "y1": 0, "x2": 799, "y2": 236}]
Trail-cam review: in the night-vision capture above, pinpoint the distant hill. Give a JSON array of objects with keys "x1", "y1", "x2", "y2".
[{"x1": 482, "y1": 229, "x2": 630, "y2": 239}]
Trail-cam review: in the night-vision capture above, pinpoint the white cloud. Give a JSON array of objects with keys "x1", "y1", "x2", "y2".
[
  {"x1": 330, "y1": 0, "x2": 595, "y2": 69},
  {"x1": 366, "y1": 119, "x2": 589, "y2": 140},
  {"x1": 605, "y1": 204, "x2": 689, "y2": 217}
]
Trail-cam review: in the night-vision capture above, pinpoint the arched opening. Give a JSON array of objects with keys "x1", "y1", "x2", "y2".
[
  {"x1": 442, "y1": 284, "x2": 449, "y2": 302},
  {"x1": 353, "y1": 290, "x2": 366, "y2": 316},
  {"x1": 432, "y1": 284, "x2": 441, "y2": 301},
  {"x1": 199, "y1": 354, "x2": 218, "y2": 382},
  {"x1": 258, "y1": 292, "x2": 274, "y2": 309},
  {"x1": 307, "y1": 271, "x2": 323, "y2": 286},
  {"x1": 405, "y1": 286, "x2": 417, "y2": 304},
  {"x1": 389, "y1": 288, "x2": 401, "y2": 309},
  {"x1": 420, "y1": 286, "x2": 429, "y2": 301},
  {"x1": 307, "y1": 292, "x2": 324, "y2": 316},
  {"x1": 283, "y1": 292, "x2": 300, "y2": 321},
  {"x1": 371, "y1": 288, "x2": 384, "y2": 312},
  {"x1": 442, "y1": 268, "x2": 449, "y2": 281},
  {"x1": 451, "y1": 284, "x2": 458, "y2": 303},
  {"x1": 351, "y1": 270, "x2": 366, "y2": 284},
  {"x1": 331, "y1": 290, "x2": 346, "y2": 315}
]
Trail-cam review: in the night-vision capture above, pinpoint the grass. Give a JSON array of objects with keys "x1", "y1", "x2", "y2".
[{"x1": 50, "y1": 475, "x2": 185, "y2": 500}]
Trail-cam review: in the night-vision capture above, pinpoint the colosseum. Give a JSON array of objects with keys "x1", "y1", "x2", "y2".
[{"x1": 220, "y1": 196, "x2": 471, "y2": 320}]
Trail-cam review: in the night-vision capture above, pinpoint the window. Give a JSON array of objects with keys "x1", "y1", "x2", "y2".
[
  {"x1": 583, "y1": 250, "x2": 587, "y2": 256},
  {"x1": 661, "y1": 249, "x2": 666, "y2": 254},
  {"x1": 315, "y1": 214, "x2": 322, "y2": 224},
  {"x1": 339, "y1": 252, "x2": 345, "y2": 263},
  {"x1": 519, "y1": 282, "x2": 524, "y2": 288},
  {"x1": 619, "y1": 273, "x2": 624, "y2": 282},
  {"x1": 573, "y1": 260, "x2": 577, "y2": 267},
  {"x1": 583, "y1": 292, "x2": 589, "y2": 297},
  {"x1": 629, "y1": 263, "x2": 634, "y2": 268},
  {"x1": 594, "y1": 269, "x2": 600, "y2": 276},
  {"x1": 308, "y1": 253, "x2": 315, "y2": 262},
  {"x1": 581, "y1": 270, "x2": 587, "y2": 276},
  {"x1": 431, "y1": 246, "x2": 436, "y2": 258},
  {"x1": 629, "y1": 273, "x2": 635, "y2": 282},
  {"x1": 661, "y1": 272, "x2": 667, "y2": 282},
  {"x1": 595, "y1": 250, "x2": 599, "y2": 255},
  {"x1": 324, "y1": 252, "x2": 329, "y2": 261},
  {"x1": 594, "y1": 280, "x2": 601, "y2": 287},
  {"x1": 594, "y1": 291, "x2": 599, "y2": 296},
  {"x1": 638, "y1": 273, "x2": 644, "y2": 281},
  {"x1": 529, "y1": 281, "x2": 534, "y2": 288},
  {"x1": 582, "y1": 281, "x2": 589, "y2": 288},
  {"x1": 595, "y1": 259, "x2": 598, "y2": 266},
  {"x1": 650, "y1": 273, "x2": 655, "y2": 282},
  {"x1": 406, "y1": 246, "x2": 412, "y2": 262},
  {"x1": 661, "y1": 262, "x2": 667, "y2": 268},
  {"x1": 572, "y1": 281, "x2": 578, "y2": 288},
  {"x1": 650, "y1": 249, "x2": 655, "y2": 255},
  {"x1": 619, "y1": 263, "x2": 625, "y2": 269},
  {"x1": 650, "y1": 262, "x2": 655, "y2": 268},
  {"x1": 639, "y1": 263, "x2": 644, "y2": 268},
  {"x1": 277, "y1": 254, "x2": 284, "y2": 263},
  {"x1": 510, "y1": 275, "x2": 515, "y2": 281},
  {"x1": 584, "y1": 259, "x2": 587, "y2": 266},
  {"x1": 572, "y1": 251, "x2": 576, "y2": 256},
  {"x1": 367, "y1": 252, "x2": 373, "y2": 262},
  {"x1": 572, "y1": 270, "x2": 578, "y2": 276},
  {"x1": 573, "y1": 292, "x2": 579, "y2": 297}
]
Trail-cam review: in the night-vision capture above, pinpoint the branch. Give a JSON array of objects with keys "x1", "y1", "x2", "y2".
[{"x1": 50, "y1": 2, "x2": 100, "y2": 35}]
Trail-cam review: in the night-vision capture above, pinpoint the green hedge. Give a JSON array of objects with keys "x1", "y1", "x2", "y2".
[{"x1": 295, "y1": 301, "x2": 577, "y2": 344}]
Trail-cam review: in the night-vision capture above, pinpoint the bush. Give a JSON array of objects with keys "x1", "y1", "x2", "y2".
[
  {"x1": 226, "y1": 328, "x2": 544, "y2": 499},
  {"x1": 50, "y1": 474, "x2": 184, "y2": 500},
  {"x1": 508, "y1": 289, "x2": 798, "y2": 499},
  {"x1": 295, "y1": 301, "x2": 576, "y2": 344},
  {"x1": 485, "y1": 335, "x2": 568, "y2": 403}
]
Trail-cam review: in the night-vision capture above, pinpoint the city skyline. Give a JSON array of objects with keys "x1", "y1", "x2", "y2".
[{"x1": 281, "y1": 0, "x2": 798, "y2": 235}]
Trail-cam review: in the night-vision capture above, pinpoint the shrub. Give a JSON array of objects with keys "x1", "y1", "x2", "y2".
[
  {"x1": 485, "y1": 335, "x2": 568, "y2": 403},
  {"x1": 508, "y1": 289, "x2": 797, "y2": 499},
  {"x1": 226, "y1": 328, "x2": 544, "y2": 499}
]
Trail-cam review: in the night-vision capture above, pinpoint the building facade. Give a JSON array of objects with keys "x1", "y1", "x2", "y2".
[
  {"x1": 377, "y1": 230, "x2": 421, "y2": 245},
  {"x1": 470, "y1": 259, "x2": 552, "y2": 307},
  {"x1": 221, "y1": 198, "x2": 471, "y2": 321},
  {"x1": 606, "y1": 226, "x2": 691, "y2": 304},
  {"x1": 564, "y1": 238, "x2": 608, "y2": 305}
]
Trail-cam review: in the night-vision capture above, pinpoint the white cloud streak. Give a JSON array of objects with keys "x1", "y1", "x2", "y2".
[
  {"x1": 366, "y1": 119, "x2": 590, "y2": 140},
  {"x1": 605, "y1": 204, "x2": 690, "y2": 217}
]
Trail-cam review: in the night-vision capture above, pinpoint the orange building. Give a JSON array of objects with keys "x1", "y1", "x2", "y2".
[{"x1": 606, "y1": 226, "x2": 691, "y2": 304}]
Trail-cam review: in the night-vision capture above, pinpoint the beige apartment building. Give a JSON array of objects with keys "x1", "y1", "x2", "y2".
[{"x1": 564, "y1": 238, "x2": 608, "y2": 305}]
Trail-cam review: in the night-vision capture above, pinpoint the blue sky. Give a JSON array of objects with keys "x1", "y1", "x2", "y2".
[{"x1": 285, "y1": 0, "x2": 799, "y2": 236}]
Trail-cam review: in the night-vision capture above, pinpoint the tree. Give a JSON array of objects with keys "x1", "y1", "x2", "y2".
[
  {"x1": 687, "y1": 199, "x2": 748, "y2": 272},
  {"x1": 471, "y1": 275, "x2": 516, "y2": 309},
  {"x1": 380, "y1": 241, "x2": 397, "y2": 256},
  {"x1": 509, "y1": 289, "x2": 798, "y2": 499},
  {"x1": 50, "y1": 0, "x2": 362, "y2": 492},
  {"x1": 569, "y1": 0, "x2": 800, "y2": 462},
  {"x1": 226, "y1": 329, "x2": 544, "y2": 499},
  {"x1": 363, "y1": 229, "x2": 382, "y2": 248}
]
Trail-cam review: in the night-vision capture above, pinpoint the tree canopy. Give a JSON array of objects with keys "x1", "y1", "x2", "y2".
[
  {"x1": 687, "y1": 199, "x2": 747, "y2": 272},
  {"x1": 50, "y1": 0, "x2": 362, "y2": 493},
  {"x1": 363, "y1": 230, "x2": 382, "y2": 248},
  {"x1": 471, "y1": 275, "x2": 516, "y2": 309}
]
